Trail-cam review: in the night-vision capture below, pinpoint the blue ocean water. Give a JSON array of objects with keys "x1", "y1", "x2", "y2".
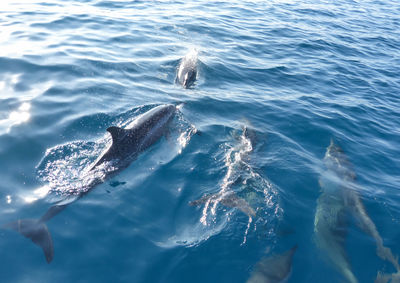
[{"x1": 1, "y1": 0, "x2": 400, "y2": 282}]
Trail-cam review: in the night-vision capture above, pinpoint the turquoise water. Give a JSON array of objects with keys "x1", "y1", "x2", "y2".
[{"x1": 1, "y1": 0, "x2": 400, "y2": 282}]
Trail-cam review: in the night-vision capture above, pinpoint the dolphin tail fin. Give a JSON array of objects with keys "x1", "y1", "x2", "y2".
[{"x1": 4, "y1": 219, "x2": 54, "y2": 263}]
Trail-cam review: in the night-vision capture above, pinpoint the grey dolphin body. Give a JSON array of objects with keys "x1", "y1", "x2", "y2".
[
  {"x1": 176, "y1": 50, "x2": 198, "y2": 88},
  {"x1": 5, "y1": 104, "x2": 176, "y2": 263},
  {"x1": 314, "y1": 140, "x2": 399, "y2": 283},
  {"x1": 247, "y1": 245, "x2": 297, "y2": 283}
]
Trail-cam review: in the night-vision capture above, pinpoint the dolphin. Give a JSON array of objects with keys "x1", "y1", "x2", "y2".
[
  {"x1": 4, "y1": 104, "x2": 177, "y2": 263},
  {"x1": 176, "y1": 49, "x2": 198, "y2": 88},
  {"x1": 314, "y1": 139, "x2": 399, "y2": 282},
  {"x1": 247, "y1": 245, "x2": 297, "y2": 283},
  {"x1": 189, "y1": 126, "x2": 259, "y2": 220}
]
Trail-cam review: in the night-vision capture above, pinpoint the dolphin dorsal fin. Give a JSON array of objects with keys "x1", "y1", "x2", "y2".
[{"x1": 107, "y1": 126, "x2": 128, "y2": 145}]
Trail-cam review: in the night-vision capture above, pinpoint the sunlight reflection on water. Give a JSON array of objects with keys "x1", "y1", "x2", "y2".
[{"x1": 0, "y1": 102, "x2": 31, "y2": 134}]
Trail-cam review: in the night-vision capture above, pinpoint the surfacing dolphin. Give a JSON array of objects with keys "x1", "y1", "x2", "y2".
[
  {"x1": 4, "y1": 104, "x2": 177, "y2": 263},
  {"x1": 247, "y1": 245, "x2": 297, "y2": 283},
  {"x1": 314, "y1": 139, "x2": 399, "y2": 283},
  {"x1": 176, "y1": 49, "x2": 198, "y2": 88}
]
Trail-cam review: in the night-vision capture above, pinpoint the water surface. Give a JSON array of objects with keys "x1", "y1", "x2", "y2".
[{"x1": 0, "y1": 0, "x2": 399, "y2": 282}]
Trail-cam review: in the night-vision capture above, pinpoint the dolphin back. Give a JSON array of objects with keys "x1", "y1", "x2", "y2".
[{"x1": 90, "y1": 104, "x2": 176, "y2": 171}]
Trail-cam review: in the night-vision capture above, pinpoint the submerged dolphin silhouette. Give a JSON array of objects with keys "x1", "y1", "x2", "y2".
[
  {"x1": 247, "y1": 245, "x2": 297, "y2": 283},
  {"x1": 176, "y1": 49, "x2": 198, "y2": 88},
  {"x1": 4, "y1": 104, "x2": 176, "y2": 263},
  {"x1": 314, "y1": 139, "x2": 399, "y2": 283}
]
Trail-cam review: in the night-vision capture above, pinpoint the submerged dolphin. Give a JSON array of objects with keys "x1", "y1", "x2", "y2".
[
  {"x1": 176, "y1": 49, "x2": 198, "y2": 88},
  {"x1": 189, "y1": 126, "x2": 259, "y2": 220},
  {"x1": 4, "y1": 104, "x2": 177, "y2": 263},
  {"x1": 314, "y1": 139, "x2": 399, "y2": 282},
  {"x1": 247, "y1": 245, "x2": 297, "y2": 283}
]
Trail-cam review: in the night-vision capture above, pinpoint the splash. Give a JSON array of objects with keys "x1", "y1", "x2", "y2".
[
  {"x1": 195, "y1": 126, "x2": 281, "y2": 242},
  {"x1": 37, "y1": 139, "x2": 109, "y2": 196},
  {"x1": 176, "y1": 110, "x2": 197, "y2": 154}
]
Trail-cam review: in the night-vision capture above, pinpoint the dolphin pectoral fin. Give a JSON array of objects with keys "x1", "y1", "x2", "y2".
[{"x1": 4, "y1": 219, "x2": 54, "y2": 263}]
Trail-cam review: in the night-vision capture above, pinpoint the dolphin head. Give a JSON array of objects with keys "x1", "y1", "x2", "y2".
[
  {"x1": 177, "y1": 49, "x2": 198, "y2": 88},
  {"x1": 326, "y1": 138, "x2": 344, "y2": 157},
  {"x1": 324, "y1": 139, "x2": 355, "y2": 180}
]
